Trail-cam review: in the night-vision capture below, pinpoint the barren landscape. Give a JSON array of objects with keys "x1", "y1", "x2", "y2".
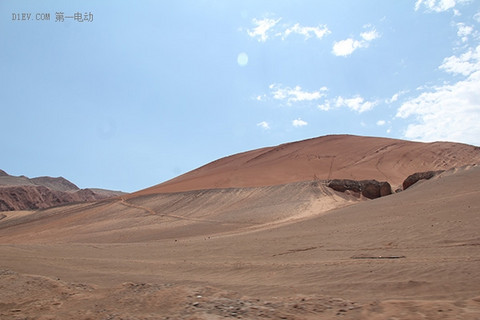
[
  {"x1": 1, "y1": 135, "x2": 480, "y2": 319},
  {"x1": 0, "y1": 171, "x2": 124, "y2": 211}
]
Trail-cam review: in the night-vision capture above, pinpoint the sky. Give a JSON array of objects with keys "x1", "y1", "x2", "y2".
[{"x1": 1, "y1": 0, "x2": 480, "y2": 192}]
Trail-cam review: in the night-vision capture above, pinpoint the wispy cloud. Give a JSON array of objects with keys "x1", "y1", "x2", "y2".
[
  {"x1": 387, "y1": 93, "x2": 399, "y2": 104},
  {"x1": 392, "y1": 1, "x2": 480, "y2": 144},
  {"x1": 247, "y1": 18, "x2": 282, "y2": 42},
  {"x1": 360, "y1": 29, "x2": 380, "y2": 42},
  {"x1": 246, "y1": 17, "x2": 330, "y2": 42},
  {"x1": 332, "y1": 27, "x2": 380, "y2": 57},
  {"x1": 414, "y1": 0, "x2": 470, "y2": 12},
  {"x1": 457, "y1": 23, "x2": 474, "y2": 43},
  {"x1": 257, "y1": 121, "x2": 270, "y2": 130},
  {"x1": 376, "y1": 120, "x2": 386, "y2": 126},
  {"x1": 319, "y1": 95, "x2": 377, "y2": 113},
  {"x1": 292, "y1": 118, "x2": 308, "y2": 127},
  {"x1": 335, "y1": 96, "x2": 377, "y2": 112},
  {"x1": 474, "y1": 11, "x2": 480, "y2": 23},
  {"x1": 397, "y1": 45, "x2": 480, "y2": 145},
  {"x1": 268, "y1": 83, "x2": 328, "y2": 105},
  {"x1": 439, "y1": 45, "x2": 480, "y2": 76},
  {"x1": 385, "y1": 90, "x2": 409, "y2": 104},
  {"x1": 282, "y1": 23, "x2": 330, "y2": 40}
]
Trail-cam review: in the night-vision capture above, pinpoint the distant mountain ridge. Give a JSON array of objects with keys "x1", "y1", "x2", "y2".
[
  {"x1": 30, "y1": 176, "x2": 79, "y2": 192},
  {"x1": 0, "y1": 170, "x2": 124, "y2": 211},
  {"x1": 0, "y1": 173, "x2": 77, "y2": 190}
]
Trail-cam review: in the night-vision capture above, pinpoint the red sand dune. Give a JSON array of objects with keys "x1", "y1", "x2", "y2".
[{"x1": 133, "y1": 134, "x2": 480, "y2": 195}]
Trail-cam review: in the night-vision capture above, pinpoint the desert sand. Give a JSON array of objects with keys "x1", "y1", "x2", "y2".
[{"x1": 1, "y1": 135, "x2": 479, "y2": 319}]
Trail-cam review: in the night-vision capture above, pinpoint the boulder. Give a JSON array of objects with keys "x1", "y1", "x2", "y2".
[
  {"x1": 328, "y1": 179, "x2": 392, "y2": 199},
  {"x1": 402, "y1": 170, "x2": 445, "y2": 190}
]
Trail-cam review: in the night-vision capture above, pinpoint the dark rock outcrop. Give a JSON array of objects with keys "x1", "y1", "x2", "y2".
[
  {"x1": 402, "y1": 170, "x2": 445, "y2": 190},
  {"x1": 328, "y1": 179, "x2": 392, "y2": 199},
  {"x1": 0, "y1": 169, "x2": 125, "y2": 211},
  {"x1": 0, "y1": 185, "x2": 124, "y2": 211},
  {"x1": 0, "y1": 185, "x2": 71, "y2": 211}
]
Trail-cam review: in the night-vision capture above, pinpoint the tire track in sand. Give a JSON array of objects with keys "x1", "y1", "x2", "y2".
[{"x1": 119, "y1": 197, "x2": 156, "y2": 215}]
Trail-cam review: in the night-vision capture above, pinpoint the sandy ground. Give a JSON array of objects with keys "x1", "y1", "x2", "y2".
[{"x1": 1, "y1": 165, "x2": 479, "y2": 319}]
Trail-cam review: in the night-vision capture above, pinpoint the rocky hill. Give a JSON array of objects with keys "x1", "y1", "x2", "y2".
[{"x1": 0, "y1": 171, "x2": 124, "y2": 211}]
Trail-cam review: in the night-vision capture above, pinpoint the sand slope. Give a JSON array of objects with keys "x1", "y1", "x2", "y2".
[
  {"x1": 1, "y1": 135, "x2": 479, "y2": 319},
  {"x1": 0, "y1": 165, "x2": 479, "y2": 319},
  {"x1": 0, "y1": 181, "x2": 357, "y2": 243},
  {"x1": 133, "y1": 135, "x2": 480, "y2": 195}
]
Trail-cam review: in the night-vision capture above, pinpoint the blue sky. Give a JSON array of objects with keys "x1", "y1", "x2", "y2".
[{"x1": 1, "y1": 0, "x2": 479, "y2": 192}]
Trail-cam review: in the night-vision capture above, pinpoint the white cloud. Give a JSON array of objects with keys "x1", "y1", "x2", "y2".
[
  {"x1": 414, "y1": 0, "x2": 470, "y2": 12},
  {"x1": 457, "y1": 23, "x2": 474, "y2": 43},
  {"x1": 360, "y1": 29, "x2": 380, "y2": 41},
  {"x1": 246, "y1": 18, "x2": 330, "y2": 42},
  {"x1": 397, "y1": 18, "x2": 480, "y2": 145},
  {"x1": 318, "y1": 101, "x2": 332, "y2": 111},
  {"x1": 385, "y1": 90, "x2": 409, "y2": 104},
  {"x1": 335, "y1": 96, "x2": 377, "y2": 112},
  {"x1": 388, "y1": 93, "x2": 399, "y2": 103},
  {"x1": 332, "y1": 27, "x2": 379, "y2": 57},
  {"x1": 397, "y1": 70, "x2": 480, "y2": 145},
  {"x1": 283, "y1": 23, "x2": 330, "y2": 40},
  {"x1": 269, "y1": 83, "x2": 327, "y2": 104},
  {"x1": 257, "y1": 121, "x2": 270, "y2": 129},
  {"x1": 332, "y1": 38, "x2": 364, "y2": 57},
  {"x1": 247, "y1": 18, "x2": 281, "y2": 42},
  {"x1": 292, "y1": 118, "x2": 308, "y2": 127},
  {"x1": 439, "y1": 45, "x2": 480, "y2": 76},
  {"x1": 376, "y1": 120, "x2": 386, "y2": 126},
  {"x1": 318, "y1": 95, "x2": 377, "y2": 113}
]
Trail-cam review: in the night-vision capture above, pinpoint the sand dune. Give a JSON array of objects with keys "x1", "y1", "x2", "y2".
[
  {"x1": 0, "y1": 167, "x2": 479, "y2": 318},
  {"x1": 0, "y1": 181, "x2": 358, "y2": 244},
  {"x1": 133, "y1": 135, "x2": 480, "y2": 195},
  {"x1": 1, "y1": 135, "x2": 480, "y2": 319}
]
